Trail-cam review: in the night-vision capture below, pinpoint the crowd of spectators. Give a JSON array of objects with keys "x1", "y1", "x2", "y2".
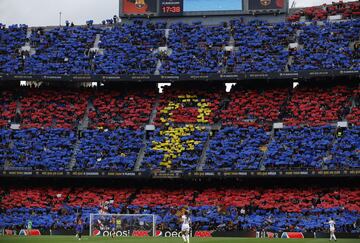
[
  {"x1": 264, "y1": 126, "x2": 335, "y2": 169},
  {"x1": 74, "y1": 129, "x2": 143, "y2": 171},
  {"x1": 0, "y1": 83, "x2": 358, "y2": 171},
  {"x1": 205, "y1": 127, "x2": 269, "y2": 171},
  {"x1": 19, "y1": 88, "x2": 89, "y2": 129},
  {"x1": 155, "y1": 84, "x2": 223, "y2": 125},
  {"x1": 23, "y1": 26, "x2": 101, "y2": 74},
  {"x1": 88, "y1": 88, "x2": 156, "y2": 130},
  {"x1": 159, "y1": 22, "x2": 229, "y2": 74},
  {"x1": 142, "y1": 125, "x2": 208, "y2": 171},
  {"x1": 346, "y1": 86, "x2": 360, "y2": 126},
  {"x1": 1, "y1": 128, "x2": 76, "y2": 171},
  {"x1": 0, "y1": 186, "x2": 359, "y2": 233},
  {"x1": 288, "y1": 1, "x2": 360, "y2": 22},
  {"x1": 226, "y1": 20, "x2": 293, "y2": 73},
  {"x1": 283, "y1": 85, "x2": 353, "y2": 126},
  {"x1": 0, "y1": 24, "x2": 27, "y2": 74},
  {"x1": 0, "y1": 90, "x2": 17, "y2": 128},
  {"x1": 94, "y1": 20, "x2": 166, "y2": 75},
  {"x1": 220, "y1": 86, "x2": 288, "y2": 129},
  {"x1": 328, "y1": 126, "x2": 360, "y2": 169},
  {"x1": 290, "y1": 20, "x2": 360, "y2": 71},
  {"x1": 0, "y1": 187, "x2": 134, "y2": 229},
  {"x1": 1, "y1": 18, "x2": 359, "y2": 75}
]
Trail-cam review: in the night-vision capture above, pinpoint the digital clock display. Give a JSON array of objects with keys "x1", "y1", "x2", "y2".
[{"x1": 160, "y1": 0, "x2": 183, "y2": 16}]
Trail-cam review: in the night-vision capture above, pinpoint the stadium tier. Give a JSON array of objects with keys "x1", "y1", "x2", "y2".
[
  {"x1": 0, "y1": 18, "x2": 360, "y2": 75},
  {"x1": 0, "y1": 82, "x2": 359, "y2": 172},
  {"x1": 0, "y1": 186, "x2": 359, "y2": 232}
]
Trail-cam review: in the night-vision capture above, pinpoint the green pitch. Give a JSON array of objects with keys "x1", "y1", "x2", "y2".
[{"x1": 0, "y1": 236, "x2": 359, "y2": 243}]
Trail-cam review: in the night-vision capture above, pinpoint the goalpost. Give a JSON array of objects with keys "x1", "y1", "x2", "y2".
[{"x1": 89, "y1": 214, "x2": 156, "y2": 237}]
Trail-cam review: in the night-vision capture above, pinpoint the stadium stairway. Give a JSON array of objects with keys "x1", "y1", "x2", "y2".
[
  {"x1": 69, "y1": 99, "x2": 91, "y2": 170},
  {"x1": 78, "y1": 98, "x2": 91, "y2": 130},
  {"x1": 134, "y1": 96, "x2": 161, "y2": 171},
  {"x1": 154, "y1": 59, "x2": 162, "y2": 75},
  {"x1": 285, "y1": 56, "x2": 293, "y2": 71},
  {"x1": 295, "y1": 29, "x2": 304, "y2": 51},
  {"x1": 164, "y1": 29, "x2": 170, "y2": 39},
  {"x1": 155, "y1": 27, "x2": 171, "y2": 75},
  {"x1": 93, "y1": 34, "x2": 102, "y2": 50},
  {"x1": 134, "y1": 135, "x2": 148, "y2": 171},
  {"x1": 196, "y1": 125, "x2": 217, "y2": 171},
  {"x1": 322, "y1": 130, "x2": 339, "y2": 170},
  {"x1": 68, "y1": 134, "x2": 81, "y2": 170},
  {"x1": 148, "y1": 96, "x2": 160, "y2": 125},
  {"x1": 3, "y1": 139, "x2": 14, "y2": 170},
  {"x1": 223, "y1": 29, "x2": 236, "y2": 73},
  {"x1": 20, "y1": 28, "x2": 36, "y2": 56}
]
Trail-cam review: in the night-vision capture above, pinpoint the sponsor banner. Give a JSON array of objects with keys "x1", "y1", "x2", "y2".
[
  {"x1": 52, "y1": 229, "x2": 77, "y2": 235},
  {"x1": 160, "y1": 75, "x2": 180, "y2": 81},
  {"x1": 219, "y1": 73, "x2": 246, "y2": 80},
  {"x1": 132, "y1": 230, "x2": 150, "y2": 237},
  {"x1": 194, "y1": 231, "x2": 213, "y2": 237},
  {"x1": 212, "y1": 231, "x2": 257, "y2": 237},
  {"x1": 277, "y1": 72, "x2": 299, "y2": 79},
  {"x1": 17, "y1": 229, "x2": 41, "y2": 236},
  {"x1": 337, "y1": 70, "x2": 360, "y2": 76},
  {"x1": 314, "y1": 232, "x2": 360, "y2": 239},
  {"x1": 281, "y1": 232, "x2": 304, "y2": 238},
  {"x1": 246, "y1": 72, "x2": 269, "y2": 79},
  {"x1": 1, "y1": 170, "x2": 359, "y2": 178},
  {"x1": 27, "y1": 229, "x2": 41, "y2": 236},
  {"x1": 157, "y1": 230, "x2": 194, "y2": 237},
  {"x1": 1, "y1": 70, "x2": 359, "y2": 83},
  {"x1": 92, "y1": 230, "x2": 132, "y2": 237},
  {"x1": 308, "y1": 70, "x2": 332, "y2": 77},
  {"x1": 5, "y1": 229, "x2": 14, "y2": 235},
  {"x1": 152, "y1": 171, "x2": 182, "y2": 178}
]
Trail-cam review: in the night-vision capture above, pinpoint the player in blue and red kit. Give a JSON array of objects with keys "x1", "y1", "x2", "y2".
[{"x1": 75, "y1": 217, "x2": 84, "y2": 240}]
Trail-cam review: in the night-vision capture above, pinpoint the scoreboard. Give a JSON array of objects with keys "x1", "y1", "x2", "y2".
[
  {"x1": 160, "y1": 0, "x2": 183, "y2": 16},
  {"x1": 119, "y1": 0, "x2": 288, "y2": 17}
]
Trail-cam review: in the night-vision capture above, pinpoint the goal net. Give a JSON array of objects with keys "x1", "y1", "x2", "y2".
[{"x1": 89, "y1": 214, "x2": 156, "y2": 237}]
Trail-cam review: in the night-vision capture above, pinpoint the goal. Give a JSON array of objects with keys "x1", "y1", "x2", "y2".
[{"x1": 89, "y1": 213, "x2": 156, "y2": 237}]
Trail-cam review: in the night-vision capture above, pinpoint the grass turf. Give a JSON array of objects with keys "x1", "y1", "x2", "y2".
[{"x1": 0, "y1": 236, "x2": 359, "y2": 243}]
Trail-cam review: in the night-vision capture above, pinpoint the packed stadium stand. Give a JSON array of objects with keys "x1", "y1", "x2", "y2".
[
  {"x1": 0, "y1": 0, "x2": 360, "y2": 238},
  {"x1": 0, "y1": 185, "x2": 359, "y2": 232},
  {"x1": 1, "y1": 18, "x2": 360, "y2": 75},
  {"x1": 0, "y1": 82, "x2": 359, "y2": 172},
  {"x1": 288, "y1": 1, "x2": 360, "y2": 21},
  {"x1": 23, "y1": 26, "x2": 101, "y2": 75},
  {"x1": 93, "y1": 21, "x2": 166, "y2": 75}
]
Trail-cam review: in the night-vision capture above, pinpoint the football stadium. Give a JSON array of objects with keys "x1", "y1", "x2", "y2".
[{"x1": 0, "y1": 0, "x2": 359, "y2": 242}]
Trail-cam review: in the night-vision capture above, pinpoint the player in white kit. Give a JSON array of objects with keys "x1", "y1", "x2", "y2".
[
  {"x1": 328, "y1": 218, "x2": 337, "y2": 241},
  {"x1": 180, "y1": 211, "x2": 191, "y2": 243}
]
